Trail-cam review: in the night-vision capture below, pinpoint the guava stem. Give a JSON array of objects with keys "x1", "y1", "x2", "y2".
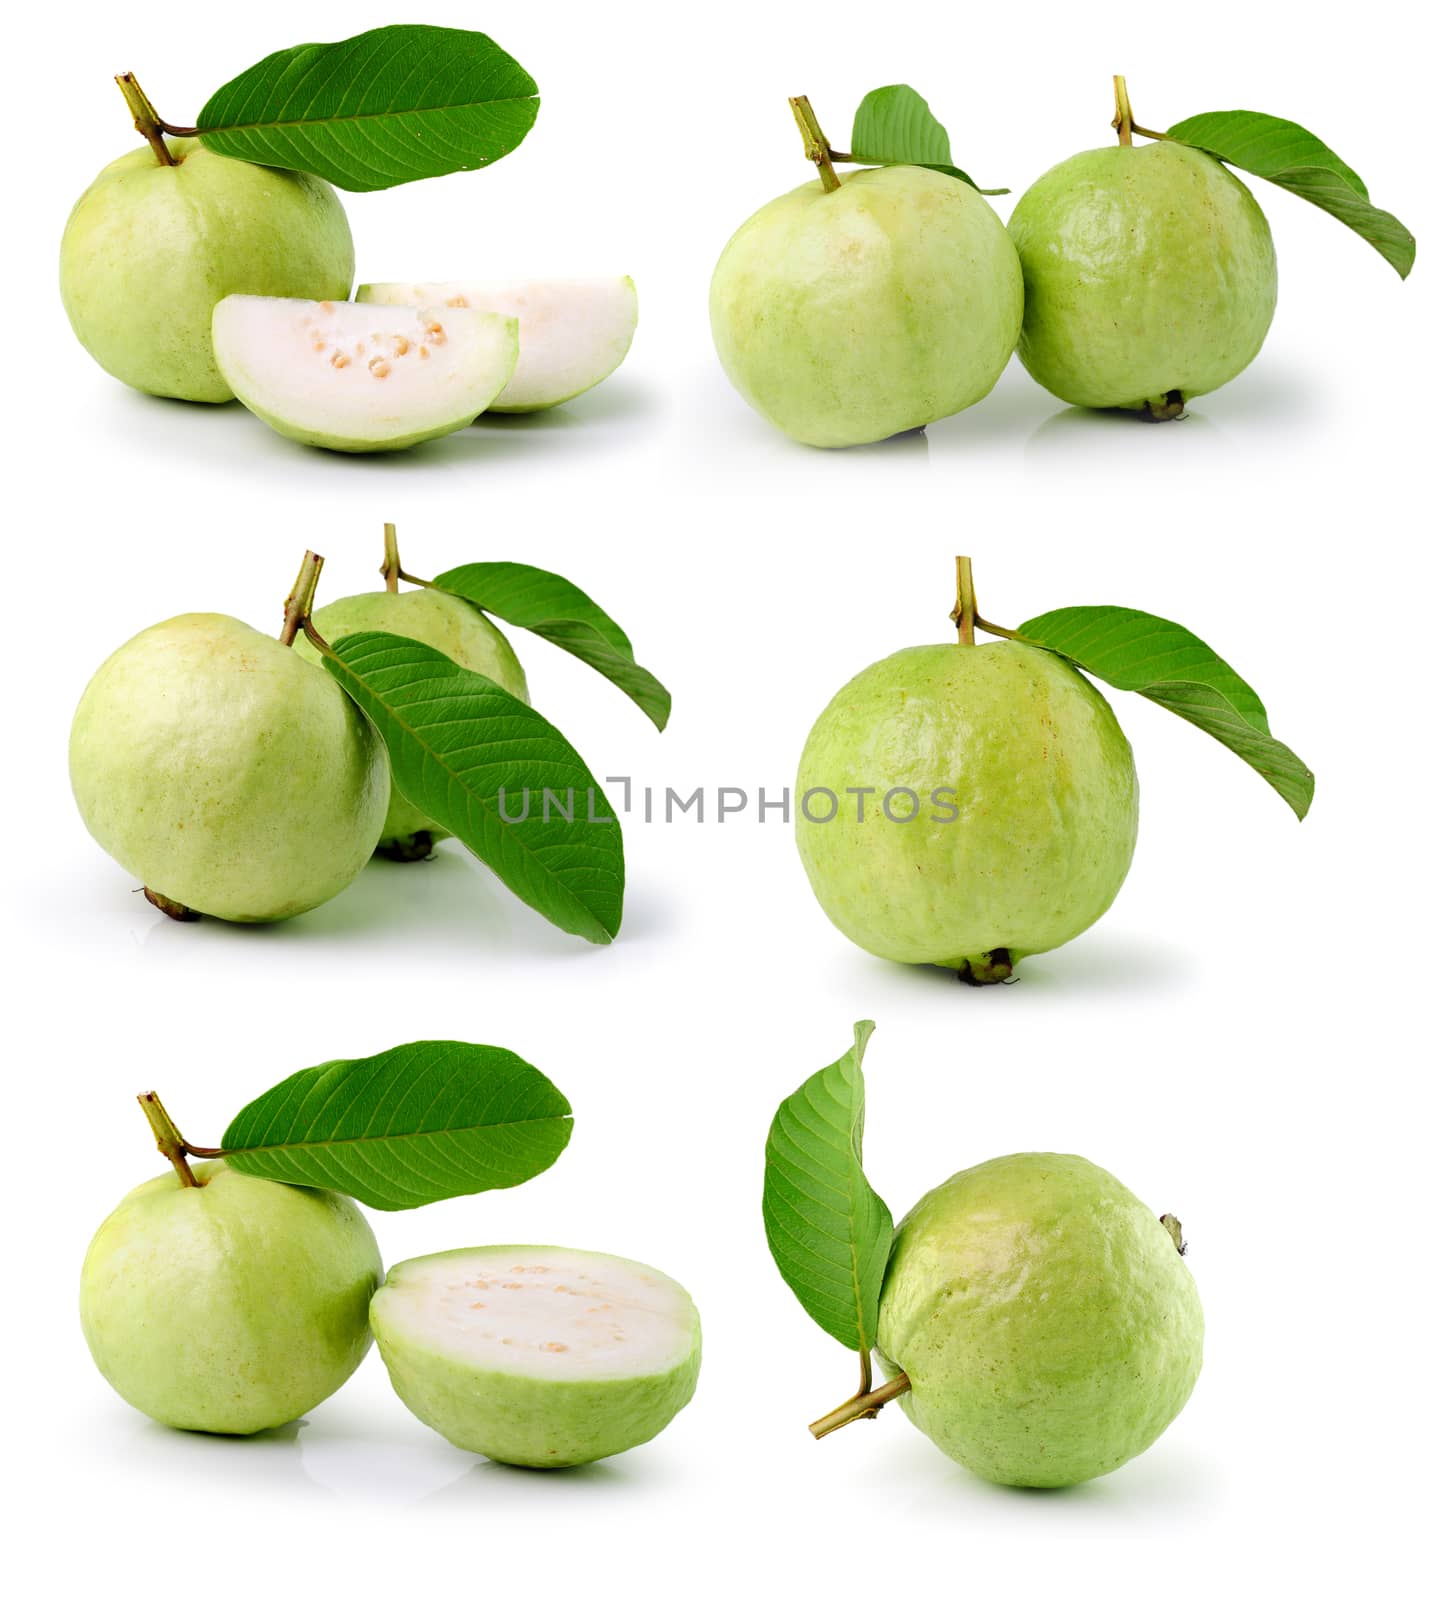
[
  {"x1": 1112, "y1": 76, "x2": 1134, "y2": 147},
  {"x1": 950, "y1": 556, "x2": 977, "y2": 645},
  {"x1": 115, "y1": 73, "x2": 177, "y2": 166},
  {"x1": 279, "y1": 551, "x2": 324, "y2": 647},
  {"x1": 381, "y1": 523, "x2": 401, "y2": 594},
  {"x1": 973, "y1": 616, "x2": 1028, "y2": 643},
  {"x1": 790, "y1": 97, "x2": 841, "y2": 193},
  {"x1": 138, "y1": 1093, "x2": 198, "y2": 1187},
  {"x1": 809, "y1": 1372, "x2": 911, "y2": 1439},
  {"x1": 1160, "y1": 1213, "x2": 1188, "y2": 1255}
]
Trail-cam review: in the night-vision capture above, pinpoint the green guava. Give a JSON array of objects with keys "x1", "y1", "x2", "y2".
[
  {"x1": 69, "y1": 613, "x2": 389, "y2": 921},
  {"x1": 795, "y1": 640, "x2": 1138, "y2": 981},
  {"x1": 371, "y1": 1245, "x2": 702, "y2": 1469},
  {"x1": 296, "y1": 588, "x2": 529, "y2": 859},
  {"x1": 1009, "y1": 141, "x2": 1277, "y2": 417},
  {"x1": 59, "y1": 138, "x2": 354, "y2": 403},
  {"x1": 357, "y1": 278, "x2": 638, "y2": 412},
  {"x1": 211, "y1": 296, "x2": 519, "y2": 452},
  {"x1": 80, "y1": 1161, "x2": 382, "y2": 1435},
  {"x1": 710, "y1": 165, "x2": 1023, "y2": 446},
  {"x1": 875, "y1": 1153, "x2": 1204, "y2": 1488}
]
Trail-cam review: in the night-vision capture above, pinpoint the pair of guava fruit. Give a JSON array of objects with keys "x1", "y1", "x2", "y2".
[
  {"x1": 81, "y1": 1167, "x2": 700, "y2": 1465},
  {"x1": 796, "y1": 636, "x2": 1138, "y2": 982},
  {"x1": 867, "y1": 1152, "x2": 1203, "y2": 1488},
  {"x1": 59, "y1": 136, "x2": 638, "y2": 450},
  {"x1": 69, "y1": 583, "x2": 524, "y2": 921}
]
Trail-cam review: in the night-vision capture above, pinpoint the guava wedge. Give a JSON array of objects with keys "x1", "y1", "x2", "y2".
[
  {"x1": 211, "y1": 296, "x2": 519, "y2": 452},
  {"x1": 357, "y1": 278, "x2": 637, "y2": 412},
  {"x1": 371, "y1": 1245, "x2": 702, "y2": 1468}
]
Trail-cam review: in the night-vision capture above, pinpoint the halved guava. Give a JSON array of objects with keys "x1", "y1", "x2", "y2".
[
  {"x1": 211, "y1": 296, "x2": 519, "y2": 452},
  {"x1": 357, "y1": 278, "x2": 637, "y2": 412},
  {"x1": 371, "y1": 1245, "x2": 701, "y2": 1469}
]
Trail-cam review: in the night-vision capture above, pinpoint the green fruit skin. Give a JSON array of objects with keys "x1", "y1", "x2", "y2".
[
  {"x1": 877, "y1": 1153, "x2": 1204, "y2": 1488},
  {"x1": 296, "y1": 590, "x2": 529, "y2": 854},
  {"x1": 371, "y1": 1247, "x2": 702, "y2": 1469},
  {"x1": 795, "y1": 641, "x2": 1138, "y2": 977},
  {"x1": 80, "y1": 1163, "x2": 382, "y2": 1435},
  {"x1": 69, "y1": 613, "x2": 389, "y2": 921},
  {"x1": 60, "y1": 138, "x2": 354, "y2": 403},
  {"x1": 710, "y1": 166, "x2": 1023, "y2": 447},
  {"x1": 1009, "y1": 142, "x2": 1277, "y2": 412}
]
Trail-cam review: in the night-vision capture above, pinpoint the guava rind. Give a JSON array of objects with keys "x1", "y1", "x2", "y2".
[
  {"x1": 876, "y1": 1153, "x2": 1204, "y2": 1487},
  {"x1": 357, "y1": 278, "x2": 638, "y2": 412},
  {"x1": 59, "y1": 138, "x2": 354, "y2": 403},
  {"x1": 296, "y1": 589, "x2": 529, "y2": 853},
  {"x1": 710, "y1": 166, "x2": 1023, "y2": 447},
  {"x1": 1009, "y1": 142, "x2": 1277, "y2": 412},
  {"x1": 80, "y1": 1162, "x2": 382, "y2": 1435},
  {"x1": 795, "y1": 640, "x2": 1138, "y2": 975},
  {"x1": 371, "y1": 1245, "x2": 702, "y2": 1469},
  {"x1": 69, "y1": 613, "x2": 389, "y2": 921}
]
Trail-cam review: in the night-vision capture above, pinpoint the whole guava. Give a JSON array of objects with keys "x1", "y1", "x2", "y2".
[
  {"x1": 710, "y1": 165, "x2": 1023, "y2": 446},
  {"x1": 60, "y1": 138, "x2": 354, "y2": 403},
  {"x1": 1009, "y1": 141, "x2": 1277, "y2": 417},
  {"x1": 371, "y1": 1245, "x2": 702, "y2": 1468},
  {"x1": 875, "y1": 1153, "x2": 1204, "y2": 1487},
  {"x1": 795, "y1": 640, "x2": 1138, "y2": 981},
  {"x1": 296, "y1": 589, "x2": 529, "y2": 859},
  {"x1": 80, "y1": 1162, "x2": 382, "y2": 1435},
  {"x1": 70, "y1": 613, "x2": 389, "y2": 921}
]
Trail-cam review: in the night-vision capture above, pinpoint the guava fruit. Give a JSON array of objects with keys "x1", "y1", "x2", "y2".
[
  {"x1": 875, "y1": 1153, "x2": 1203, "y2": 1488},
  {"x1": 710, "y1": 165, "x2": 1023, "y2": 446},
  {"x1": 69, "y1": 612, "x2": 389, "y2": 921},
  {"x1": 59, "y1": 137, "x2": 354, "y2": 403},
  {"x1": 371, "y1": 1245, "x2": 702, "y2": 1468},
  {"x1": 297, "y1": 588, "x2": 529, "y2": 859},
  {"x1": 1009, "y1": 140, "x2": 1277, "y2": 417},
  {"x1": 795, "y1": 639, "x2": 1138, "y2": 981},
  {"x1": 211, "y1": 296, "x2": 519, "y2": 452},
  {"x1": 357, "y1": 278, "x2": 637, "y2": 412},
  {"x1": 80, "y1": 1161, "x2": 382, "y2": 1435}
]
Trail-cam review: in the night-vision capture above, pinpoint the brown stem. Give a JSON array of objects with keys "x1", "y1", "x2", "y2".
[
  {"x1": 279, "y1": 551, "x2": 324, "y2": 646},
  {"x1": 950, "y1": 556, "x2": 977, "y2": 645},
  {"x1": 381, "y1": 523, "x2": 401, "y2": 593},
  {"x1": 974, "y1": 616, "x2": 1027, "y2": 643},
  {"x1": 115, "y1": 73, "x2": 176, "y2": 166},
  {"x1": 138, "y1": 1093, "x2": 198, "y2": 1187},
  {"x1": 790, "y1": 96, "x2": 841, "y2": 193},
  {"x1": 300, "y1": 615, "x2": 333, "y2": 655},
  {"x1": 1112, "y1": 76, "x2": 1134, "y2": 147},
  {"x1": 809, "y1": 1372, "x2": 911, "y2": 1439}
]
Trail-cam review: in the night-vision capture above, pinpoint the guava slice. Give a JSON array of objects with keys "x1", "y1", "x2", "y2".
[
  {"x1": 211, "y1": 296, "x2": 519, "y2": 452},
  {"x1": 357, "y1": 278, "x2": 637, "y2": 412},
  {"x1": 371, "y1": 1245, "x2": 701, "y2": 1468}
]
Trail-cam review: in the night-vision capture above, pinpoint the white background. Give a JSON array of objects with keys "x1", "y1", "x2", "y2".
[{"x1": 5, "y1": 0, "x2": 1444, "y2": 1592}]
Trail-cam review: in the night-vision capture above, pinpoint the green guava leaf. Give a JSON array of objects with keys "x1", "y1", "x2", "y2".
[
  {"x1": 315, "y1": 630, "x2": 624, "y2": 943},
  {"x1": 431, "y1": 564, "x2": 672, "y2": 732},
  {"x1": 763, "y1": 1022, "x2": 893, "y2": 1354},
  {"x1": 849, "y1": 85, "x2": 995, "y2": 191},
  {"x1": 1165, "y1": 111, "x2": 1414, "y2": 279},
  {"x1": 1015, "y1": 606, "x2": 1315, "y2": 820},
  {"x1": 219, "y1": 1041, "x2": 572, "y2": 1210},
  {"x1": 195, "y1": 25, "x2": 539, "y2": 192}
]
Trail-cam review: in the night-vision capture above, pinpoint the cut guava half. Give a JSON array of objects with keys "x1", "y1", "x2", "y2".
[
  {"x1": 370, "y1": 1244, "x2": 701, "y2": 1469},
  {"x1": 356, "y1": 278, "x2": 637, "y2": 412},
  {"x1": 211, "y1": 296, "x2": 519, "y2": 452}
]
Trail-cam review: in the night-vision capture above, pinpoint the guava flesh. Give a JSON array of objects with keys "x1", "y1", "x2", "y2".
[
  {"x1": 876, "y1": 1153, "x2": 1204, "y2": 1487},
  {"x1": 80, "y1": 1162, "x2": 382, "y2": 1435},
  {"x1": 1009, "y1": 141, "x2": 1277, "y2": 415},
  {"x1": 710, "y1": 166, "x2": 1023, "y2": 447},
  {"x1": 69, "y1": 613, "x2": 389, "y2": 921},
  {"x1": 297, "y1": 588, "x2": 529, "y2": 858},
  {"x1": 358, "y1": 278, "x2": 637, "y2": 411},
  {"x1": 211, "y1": 297, "x2": 518, "y2": 451},
  {"x1": 371, "y1": 1245, "x2": 702, "y2": 1468},
  {"x1": 59, "y1": 138, "x2": 354, "y2": 403},
  {"x1": 795, "y1": 640, "x2": 1138, "y2": 979}
]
